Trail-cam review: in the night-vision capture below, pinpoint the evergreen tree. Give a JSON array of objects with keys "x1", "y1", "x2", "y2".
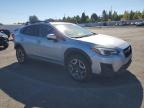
[
  {"x1": 129, "y1": 11, "x2": 135, "y2": 20},
  {"x1": 63, "y1": 16, "x2": 67, "y2": 22},
  {"x1": 112, "y1": 11, "x2": 119, "y2": 21},
  {"x1": 81, "y1": 12, "x2": 87, "y2": 23},
  {"x1": 75, "y1": 15, "x2": 81, "y2": 23},
  {"x1": 102, "y1": 10, "x2": 108, "y2": 21},
  {"x1": 108, "y1": 11, "x2": 112, "y2": 21},
  {"x1": 85, "y1": 15, "x2": 90, "y2": 23},
  {"x1": 91, "y1": 13, "x2": 98, "y2": 22}
]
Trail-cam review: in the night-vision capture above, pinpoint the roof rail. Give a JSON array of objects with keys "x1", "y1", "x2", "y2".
[{"x1": 24, "y1": 20, "x2": 50, "y2": 25}]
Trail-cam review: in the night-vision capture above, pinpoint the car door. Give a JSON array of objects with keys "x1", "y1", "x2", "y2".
[
  {"x1": 20, "y1": 24, "x2": 42, "y2": 56},
  {"x1": 38, "y1": 24, "x2": 65, "y2": 63}
]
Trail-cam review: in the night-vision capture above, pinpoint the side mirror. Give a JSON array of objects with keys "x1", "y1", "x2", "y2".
[{"x1": 46, "y1": 34, "x2": 57, "y2": 41}]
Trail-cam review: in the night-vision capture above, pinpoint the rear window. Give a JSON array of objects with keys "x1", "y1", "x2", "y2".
[{"x1": 20, "y1": 25, "x2": 40, "y2": 36}]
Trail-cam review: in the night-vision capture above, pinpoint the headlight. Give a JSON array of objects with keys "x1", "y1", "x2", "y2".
[{"x1": 92, "y1": 47, "x2": 119, "y2": 56}]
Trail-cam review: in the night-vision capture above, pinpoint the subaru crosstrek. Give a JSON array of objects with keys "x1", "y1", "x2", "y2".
[{"x1": 14, "y1": 22, "x2": 132, "y2": 81}]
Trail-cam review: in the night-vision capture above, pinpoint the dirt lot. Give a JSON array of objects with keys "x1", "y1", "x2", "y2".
[{"x1": 0, "y1": 27, "x2": 144, "y2": 108}]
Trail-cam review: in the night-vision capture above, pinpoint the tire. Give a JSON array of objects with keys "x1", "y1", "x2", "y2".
[
  {"x1": 0, "y1": 38, "x2": 9, "y2": 50},
  {"x1": 3, "y1": 42, "x2": 9, "y2": 49},
  {"x1": 16, "y1": 47, "x2": 27, "y2": 64},
  {"x1": 66, "y1": 54, "x2": 91, "y2": 81}
]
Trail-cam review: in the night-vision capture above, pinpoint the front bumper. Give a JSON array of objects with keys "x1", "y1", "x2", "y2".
[
  {"x1": 100, "y1": 58, "x2": 132, "y2": 76},
  {"x1": 0, "y1": 37, "x2": 9, "y2": 46},
  {"x1": 91, "y1": 54, "x2": 132, "y2": 75}
]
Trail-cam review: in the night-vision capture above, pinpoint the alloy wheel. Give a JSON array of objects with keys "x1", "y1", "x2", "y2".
[{"x1": 68, "y1": 58, "x2": 87, "y2": 80}]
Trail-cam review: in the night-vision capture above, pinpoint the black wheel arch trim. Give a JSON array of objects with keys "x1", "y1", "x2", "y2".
[
  {"x1": 64, "y1": 48, "x2": 92, "y2": 65},
  {"x1": 14, "y1": 43, "x2": 26, "y2": 54},
  {"x1": 14, "y1": 43, "x2": 24, "y2": 49}
]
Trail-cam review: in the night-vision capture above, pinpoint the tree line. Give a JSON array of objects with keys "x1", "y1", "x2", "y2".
[
  {"x1": 61, "y1": 10, "x2": 144, "y2": 23},
  {"x1": 27, "y1": 10, "x2": 144, "y2": 24}
]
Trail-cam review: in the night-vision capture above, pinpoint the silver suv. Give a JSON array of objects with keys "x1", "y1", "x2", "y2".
[{"x1": 14, "y1": 22, "x2": 132, "y2": 81}]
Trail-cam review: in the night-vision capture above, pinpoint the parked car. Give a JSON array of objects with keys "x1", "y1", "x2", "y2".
[
  {"x1": 14, "y1": 22, "x2": 132, "y2": 81},
  {"x1": 0, "y1": 29, "x2": 11, "y2": 38},
  {"x1": 0, "y1": 32, "x2": 9, "y2": 49},
  {"x1": 136, "y1": 22, "x2": 144, "y2": 26}
]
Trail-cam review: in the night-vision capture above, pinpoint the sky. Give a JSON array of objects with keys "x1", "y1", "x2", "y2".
[{"x1": 0, "y1": 0, "x2": 144, "y2": 24}]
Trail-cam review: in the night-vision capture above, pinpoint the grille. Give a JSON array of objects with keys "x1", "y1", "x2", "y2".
[{"x1": 123, "y1": 46, "x2": 132, "y2": 58}]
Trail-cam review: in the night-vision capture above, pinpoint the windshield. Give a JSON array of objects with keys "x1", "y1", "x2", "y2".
[{"x1": 52, "y1": 23, "x2": 95, "y2": 38}]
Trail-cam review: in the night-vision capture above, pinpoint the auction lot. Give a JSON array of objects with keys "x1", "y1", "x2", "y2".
[{"x1": 0, "y1": 27, "x2": 144, "y2": 108}]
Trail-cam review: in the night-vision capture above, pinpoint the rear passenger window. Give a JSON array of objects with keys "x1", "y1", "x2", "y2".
[{"x1": 21, "y1": 25, "x2": 40, "y2": 36}]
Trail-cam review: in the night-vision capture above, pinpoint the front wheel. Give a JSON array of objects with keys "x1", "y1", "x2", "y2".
[
  {"x1": 66, "y1": 55, "x2": 91, "y2": 81},
  {"x1": 3, "y1": 42, "x2": 9, "y2": 49},
  {"x1": 16, "y1": 47, "x2": 27, "y2": 64}
]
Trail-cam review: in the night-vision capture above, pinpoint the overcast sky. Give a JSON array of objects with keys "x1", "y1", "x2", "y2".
[{"x1": 0, "y1": 0, "x2": 143, "y2": 24}]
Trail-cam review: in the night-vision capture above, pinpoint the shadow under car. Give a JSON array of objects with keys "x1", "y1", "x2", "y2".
[{"x1": 0, "y1": 60, "x2": 143, "y2": 108}]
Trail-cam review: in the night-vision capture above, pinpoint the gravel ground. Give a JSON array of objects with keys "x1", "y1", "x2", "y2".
[{"x1": 0, "y1": 27, "x2": 144, "y2": 108}]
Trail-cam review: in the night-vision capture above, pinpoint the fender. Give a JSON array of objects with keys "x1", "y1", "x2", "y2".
[
  {"x1": 14, "y1": 43, "x2": 24, "y2": 49},
  {"x1": 64, "y1": 48, "x2": 92, "y2": 65}
]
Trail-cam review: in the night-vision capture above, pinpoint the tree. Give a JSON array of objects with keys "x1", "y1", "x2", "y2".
[
  {"x1": 142, "y1": 10, "x2": 144, "y2": 19},
  {"x1": 102, "y1": 10, "x2": 108, "y2": 21},
  {"x1": 29, "y1": 15, "x2": 39, "y2": 24},
  {"x1": 86, "y1": 15, "x2": 90, "y2": 23},
  {"x1": 66, "y1": 16, "x2": 71, "y2": 22},
  {"x1": 91, "y1": 13, "x2": 98, "y2": 22},
  {"x1": 112, "y1": 11, "x2": 119, "y2": 21},
  {"x1": 45, "y1": 18, "x2": 55, "y2": 22},
  {"x1": 81, "y1": 12, "x2": 87, "y2": 23},
  {"x1": 123, "y1": 11, "x2": 130, "y2": 20},
  {"x1": 118, "y1": 14, "x2": 123, "y2": 21},
  {"x1": 129, "y1": 11, "x2": 135, "y2": 20},
  {"x1": 75, "y1": 15, "x2": 81, "y2": 23},
  {"x1": 133, "y1": 11, "x2": 142, "y2": 20},
  {"x1": 62, "y1": 16, "x2": 67, "y2": 22},
  {"x1": 42, "y1": 10, "x2": 144, "y2": 24},
  {"x1": 69, "y1": 16, "x2": 77, "y2": 23},
  {"x1": 137, "y1": 11, "x2": 142, "y2": 19},
  {"x1": 108, "y1": 11, "x2": 112, "y2": 20}
]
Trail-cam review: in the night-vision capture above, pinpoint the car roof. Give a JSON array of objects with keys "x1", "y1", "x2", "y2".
[
  {"x1": 49, "y1": 22, "x2": 73, "y2": 25},
  {"x1": 21, "y1": 22, "x2": 73, "y2": 30},
  {"x1": 24, "y1": 22, "x2": 72, "y2": 26}
]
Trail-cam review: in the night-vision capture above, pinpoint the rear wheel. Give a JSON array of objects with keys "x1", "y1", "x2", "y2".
[
  {"x1": 16, "y1": 47, "x2": 27, "y2": 64},
  {"x1": 66, "y1": 54, "x2": 91, "y2": 81}
]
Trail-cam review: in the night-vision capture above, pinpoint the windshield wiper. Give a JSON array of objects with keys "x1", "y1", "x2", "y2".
[
  {"x1": 74, "y1": 33, "x2": 96, "y2": 38},
  {"x1": 83, "y1": 33, "x2": 97, "y2": 37}
]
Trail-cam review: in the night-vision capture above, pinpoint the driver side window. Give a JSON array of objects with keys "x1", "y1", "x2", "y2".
[{"x1": 40, "y1": 24, "x2": 55, "y2": 37}]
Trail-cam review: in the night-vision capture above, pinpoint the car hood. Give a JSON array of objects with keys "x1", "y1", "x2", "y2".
[{"x1": 76, "y1": 34, "x2": 129, "y2": 49}]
